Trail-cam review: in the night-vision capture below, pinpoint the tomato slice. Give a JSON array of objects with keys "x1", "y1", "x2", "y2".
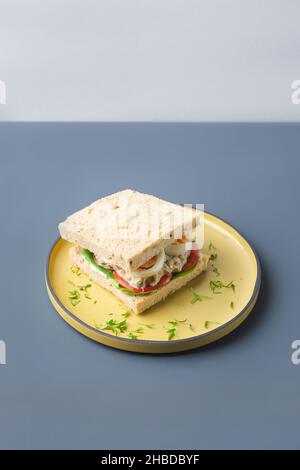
[
  {"x1": 181, "y1": 249, "x2": 200, "y2": 272},
  {"x1": 113, "y1": 272, "x2": 172, "y2": 293}
]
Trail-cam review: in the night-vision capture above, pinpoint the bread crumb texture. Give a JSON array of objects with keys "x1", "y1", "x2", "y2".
[{"x1": 59, "y1": 189, "x2": 200, "y2": 272}]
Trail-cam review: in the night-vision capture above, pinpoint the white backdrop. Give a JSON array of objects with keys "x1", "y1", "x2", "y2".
[{"x1": 0, "y1": 0, "x2": 300, "y2": 121}]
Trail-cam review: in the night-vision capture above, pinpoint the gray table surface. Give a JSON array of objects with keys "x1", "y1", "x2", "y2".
[{"x1": 0, "y1": 123, "x2": 299, "y2": 450}]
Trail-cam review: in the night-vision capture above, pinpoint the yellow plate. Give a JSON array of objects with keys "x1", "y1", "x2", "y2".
[{"x1": 46, "y1": 212, "x2": 261, "y2": 353}]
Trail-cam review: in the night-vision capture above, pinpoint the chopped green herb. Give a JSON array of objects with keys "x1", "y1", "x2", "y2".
[
  {"x1": 229, "y1": 282, "x2": 236, "y2": 293},
  {"x1": 190, "y1": 288, "x2": 212, "y2": 304},
  {"x1": 139, "y1": 323, "x2": 155, "y2": 329},
  {"x1": 166, "y1": 318, "x2": 192, "y2": 340},
  {"x1": 72, "y1": 291, "x2": 79, "y2": 297},
  {"x1": 93, "y1": 300, "x2": 97, "y2": 304},
  {"x1": 134, "y1": 327, "x2": 144, "y2": 334},
  {"x1": 68, "y1": 290, "x2": 79, "y2": 299},
  {"x1": 209, "y1": 279, "x2": 236, "y2": 294},
  {"x1": 208, "y1": 242, "x2": 218, "y2": 251},
  {"x1": 127, "y1": 327, "x2": 144, "y2": 340},
  {"x1": 221, "y1": 280, "x2": 236, "y2": 293},
  {"x1": 204, "y1": 320, "x2": 220, "y2": 330},
  {"x1": 230, "y1": 301, "x2": 234, "y2": 310},
  {"x1": 168, "y1": 318, "x2": 187, "y2": 326},
  {"x1": 121, "y1": 311, "x2": 131, "y2": 318},
  {"x1": 210, "y1": 253, "x2": 218, "y2": 261},
  {"x1": 78, "y1": 283, "x2": 92, "y2": 292},
  {"x1": 167, "y1": 327, "x2": 176, "y2": 340},
  {"x1": 128, "y1": 332, "x2": 138, "y2": 340},
  {"x1": 189, "y1": 323, "x2": 195, "y2": 332},
  {"x1": 71, "y1": 265, "x2": 81, "y2": 276},
  {"x1": 209, "y1": 280, "x2": 223, "y2": 293},
  {"x1": 212, "y1": 266, "x2": 220, "y2": 276},
  {"x1": 95, "y1": 319, "x2": 127, "y2": 336},
  {"x1": 68, "y1": 281, "x2": 96, "y2": 303},
  {"x1": 68, "y1": 286, "x2": 81, "y2": 306}
]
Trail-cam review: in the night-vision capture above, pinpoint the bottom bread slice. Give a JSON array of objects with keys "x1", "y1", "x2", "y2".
[{"x1": 69, "y1": 246, "x2": 210, "y2": 314}]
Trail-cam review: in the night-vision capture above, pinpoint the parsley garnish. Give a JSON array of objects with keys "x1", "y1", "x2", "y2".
[
  {"x1": 68, "y1": 288, "x2": 81, "y2": 306},
  {"x1": 190, "y1": 288, "x2": 212, "y2": 304},
  {"x1": 68, "y1": 281, "x2": 96, "y2": 304},
  {"x1": 167, "y1": 319, "x2": 185, "y2": 340},
  {"x1": 204, "y1": 321, "x2": 220, "y2": 330},
  {"x1": 127, "y1": 327, "x2": 144, "y2": 340},
  {"x1": 122, "y1": 311, "x2": 131, "y2": 318},
  {"x1": 139, "y1": 323, "x2": 155, "y2": 329},
  {"x1": 209, "y1": 280, "x2": 235, "y2": 294},
  {"x1": 229, "y1": 281, "x2": 236, "y2": 293},
  {"x1": 167, "y1": 326, "x2": 176, "y2": 340},
  {"x1": 95, "y1": 319, "x2": 127, "y2": 336},
  {"x1": 128, "y1": 332, "x2": 138, "y2": 340},
  {"x1": 212, "y1": 266, "x2": 220, "y2": 276},
  {"x1": 168, "y1": 318, "x2": 187, "y2": 326},
  {"x1": 209, "y1": 280, "x2": 222, "y2": 294},
  {"x1": 209, "y1": 250, "x2": 220, "y2": 276},
  {"x1": 77, "y1": 283, "x2": 92, "y2": 292},
  {"x1": 230, "y1": 301, "x2": 234, "y2": 310},
  {"x1": 71, "y1": 265, "x2": 81, "y2": 276},
  {"x1": 209, "y1": 242, "x2": 218, "y2": 251}
]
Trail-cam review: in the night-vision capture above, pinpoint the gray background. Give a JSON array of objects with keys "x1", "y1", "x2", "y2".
[
  {"x1": 0, "y1": 123, "x2": 299, "y2": 449},
  {"x1": 1, "y1": 0, "x2": 300, "y2": 121}
]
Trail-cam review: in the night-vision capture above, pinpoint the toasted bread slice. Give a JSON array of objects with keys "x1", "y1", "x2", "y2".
[
  {"x1": 69, "y1": 246, "x2": 210, "y2": 314},
  {"x1": 59, "y1": 189, "x2": 200, "y2": 273}
]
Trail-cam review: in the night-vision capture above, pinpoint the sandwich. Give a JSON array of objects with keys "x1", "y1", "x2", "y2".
[{"x1": 58, "y1": 189, "x2": 210, "y2": 314}]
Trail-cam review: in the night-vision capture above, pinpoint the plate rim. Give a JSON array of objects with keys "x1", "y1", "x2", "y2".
[{"x1": 45, "y1": 211, "x2": 261, "y2": 348}]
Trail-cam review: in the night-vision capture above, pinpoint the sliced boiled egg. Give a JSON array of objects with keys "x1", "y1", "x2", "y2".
[
  {"x1": 165, "y1": 236, "x2": 189, "y2": 257},
  {"x1": 133, "y1": 250, "x2": 165, "y2": 278}
]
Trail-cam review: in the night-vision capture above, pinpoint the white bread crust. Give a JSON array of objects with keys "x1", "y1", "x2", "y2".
[{"x1": 59, "y1": 189, "x2": 200, "y2": 272}]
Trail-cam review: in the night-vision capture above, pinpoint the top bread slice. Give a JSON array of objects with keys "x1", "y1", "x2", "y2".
[{"x1": 58, "y1": 189, "x2": 200, "y2": 272}]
